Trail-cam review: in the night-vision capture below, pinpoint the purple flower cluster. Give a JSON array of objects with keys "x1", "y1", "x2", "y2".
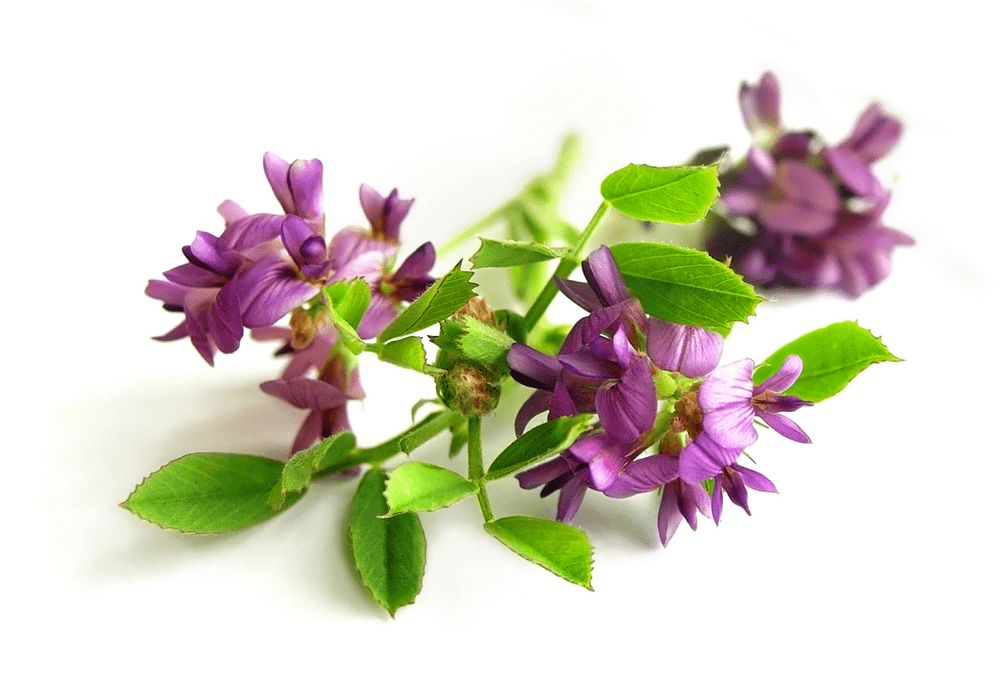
[
  {"x1": 706, "y1": 72, "x2": 913, "y2": 297},
  {"x1": 508, "y1": 246, "x2": 812, "y2": 543},
  {"x1": 147, "y1": 153, "x2": 435, "y2": 451}
]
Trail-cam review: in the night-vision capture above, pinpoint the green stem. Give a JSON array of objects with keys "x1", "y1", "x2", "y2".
[
  {"x1": 438, "y1": 202, "x2": 513, "y2": 256},
  {"x1": 467, "y1": 416, "x2": 494, "y2": 522},
  {"x1": 523, "y1": 201, "x2": 610, "y2": 332}
]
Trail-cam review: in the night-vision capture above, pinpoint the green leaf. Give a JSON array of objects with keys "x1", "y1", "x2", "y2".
[
  {"x1": 335, "y1": 278, "x2": 371, "y2": 329},
  {"x1": 753, "y1": 321, "x2": 901, "y2": 403},
  {"x1": 470, "y1": 238, "x2": 570, "y2": 268},
  {"x1": 377, "y1": 336, "x2": 427, "y2": 372},
  {"x1": 484, "y1": 516, "x2": 593, "y2": 589},
  {"x1": 609, "y1": 242, "x2": 762, "y2": 329},
  {"x1": 348, "y1": 470, "x2": 425, "y2": 616},
  {"x1": 377, "y1": 262, "x2": 477, "y2": 342},
  {"x1": 399, "y1": 410, "x2": 466, "y2": 454},
  {"x1": 600, "y1": 164, "x2": 719, "y2": 223},
  {"x1": 269, "y1": 432, "x2": 357, "y2": 508},
  {"x1": 122, "y1": 454, "x2": 301, "y2": 533},
  {"x1": 485, "y1": 415, "x2": 594, "y2": 481},
  {"x1": 384, "y1": 462, "x2": 478, "y2": 515}
]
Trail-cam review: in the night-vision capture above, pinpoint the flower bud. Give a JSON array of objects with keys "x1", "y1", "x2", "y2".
[{"x1": 436, "y1": 363, "x2": 501, "y2": 417}]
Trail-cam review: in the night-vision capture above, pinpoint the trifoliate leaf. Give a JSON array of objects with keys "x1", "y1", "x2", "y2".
[
  {"x1": 484, "y1": 516, "x2": 593, "y2": 589},
  {"x1": 122, "y1": 454, "x2": 302, "y2": 533},
  {"x1": 600, "y1": 164, "x2": 719, "y2": 223},
  {"x1": 609, "y1": 242, "x2": 762, "y2": 329},
  {"x1": 383, "y1": 462, "x2": 478, "y2": 515},
  {"x1": 377, "y1": 262, "x2": 476, "y2": 342},
  {"x1": 470, "y1": 238, "x2": 570, "y2": 268},
  {"x1": 753, "y1": 321, "x2": 901, "y2": 402},
  {"x1": 485, "y1": 415, "x2": 594, "y2": 481},
  {"x1": 348, "y1": 470, "x2": 425, "y2": 616}
]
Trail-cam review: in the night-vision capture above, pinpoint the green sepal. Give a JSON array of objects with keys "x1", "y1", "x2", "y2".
[
  {"x1": 600, "y1": 163, "x2": 720, "y2": 224},
  {"x1": 383, "y1": 462, "x2": 478, "y2": 515},
  {"x1": 122, "y1": 454, "x2": 302, "y2": 533},
  {"x1": 377, "y1": 262, "x2": 477, "y2": 342},
  {"x1": 753, "y1": 321, "x2": 901, "y2": 403},
  {"x1": 377, "y1": 336, "x2": 427, "y2": 372},
  {"x1": 485, "y1": 415, "x2": 595, "y2": 481},
  {"x1": 268, "y1": 431, "x2": 357, "y2": 509},
  {"x1": 484, "y1": 516, "x2": 593, "y2": 589},
  {"x1": 608, "y1": 242, "x2": 762, "y2": 330},
  {"x1": 348, "y1": 469, "x2": 425, "y2": 616},
  {"x1": 470, "y1": 238, "x2": 570, "y2": 268},
  {"x1": 495, "y1": 309, "x2": 527, "y2": 345}
]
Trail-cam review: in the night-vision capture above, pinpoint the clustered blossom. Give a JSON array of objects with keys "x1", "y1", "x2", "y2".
[
  {"x1": 146, "y1": 153, "x2": 435, "y2": 451},
  {"x1": 508, "y1": 246, "x2": 812, "y2": 543},
  {"x1": 705, "y1": 71, "x2": 913, "y2": 296}
]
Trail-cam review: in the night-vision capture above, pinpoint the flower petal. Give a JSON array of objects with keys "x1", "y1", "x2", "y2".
[
  {"x1": 647, "y1": 320, "x2": 723, "y2": 377},
  {"x1": 679, "y1": 432, "x2": 743, "y2": 484}
]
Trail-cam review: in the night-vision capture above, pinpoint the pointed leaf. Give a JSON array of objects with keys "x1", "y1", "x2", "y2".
[
  {"x1": 399, "y1": 409, "x2": 466, "y2": 454},
  {"x1": 609, "y1": 242, "x2": 762, "y2": 329},
  {"x1": 485, "y1": 414, "x2": 594, "y2": 481},
  {"x1": 384, "y1": 462, "x2": 478, "y2": 515},
  {"x1": 600, "y1": 164, "x2": 719, "y2": 223},
  {"x1": 377, "y1": 336, "x2": 427, "y2": 372},
  {"x1": 123, "y1": 454, "x2": 302, "y2": 533},
  {"x1": 269, "y1": 432, "x2": 357, "y2": 508},
  {"x1": 336, "y1": 278, "x2": 372, "y2": 329},
  {"x1": 484, "y1": 516, "x2": 593, "y2": 589},
  {"x1": 377, "y1": 262, "x2": 477, "y2": 342},
  {"x1": 753, "y1": 321, "x2": 900, "y2": 402},
  {"x1": 348, "y1": 469, "x2": 425, "y2": 616},
  {"x1": 470, "y1": 238, "x2": 570, "y2": 268}
]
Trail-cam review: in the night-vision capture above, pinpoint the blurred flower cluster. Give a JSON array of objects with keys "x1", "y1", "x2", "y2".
[
  {"x1": 508, "y1": 246, "x2": 811, "y2": 543},
  {"x1": 704, "y1": 72, "x2": 913, "y2": 296}
]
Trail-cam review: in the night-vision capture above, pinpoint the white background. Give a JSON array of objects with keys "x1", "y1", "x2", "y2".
[{"x1": 4, "y1": 0, "x2": 1003, "y2": 679}]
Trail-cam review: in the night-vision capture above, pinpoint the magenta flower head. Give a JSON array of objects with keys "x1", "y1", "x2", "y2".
[
  {"x1": 706, "y1": 71, "x2": 913, "y2": 297},
  {"x1": 679, "y1": 355, "x2": 812, "y2": 484},
  {"x1": 147, "y1": 152, "x2": 327, "y2": 364},
  {"x1": 260, "y1": 356, "x2": 365, "y2": 454}
]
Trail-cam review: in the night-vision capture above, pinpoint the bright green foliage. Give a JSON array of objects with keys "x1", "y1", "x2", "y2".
[
  {"x1": 122, "y1": 454, "x2": 301, "y2": 533},
  {"x1": 377, "y1": 262, "x2": 477, "y2": 342},
  {"x1": 384, "y1": 462, "x2": 478, "y2": 515},
  {"x1": 600, "y1": 164, "x2": 719, "y2": 223},
  {"x1": 470, "y1": 238, "x2": 570, "y2": 268},
  {"x1": 485, "y1": 415, "x2": 594, "y2": 481},
  {"x1": 609, "y1": 242, "x2": 762, "y2": 329},
  {"x1": 484, "y1": 516, "x2": 593, "y2": 589},
  {"x1": 377, "y1": 336, "x2": 427, "y2": 372},
  {"x1": 348, "y1": 470, "x2": 426, "y2": 616},
  {"x1": 753, "y1": 321, "x2": 900, "y2": 403},
  {"x1": 268, "y1": 432, "x2": 357, "y2": 508},
  {"x1": 333, "y1": 278, "x2": 371, "y2": 329}
]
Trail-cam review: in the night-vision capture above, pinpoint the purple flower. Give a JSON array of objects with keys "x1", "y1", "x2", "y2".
[
  {"x1": 508, "y1": 245, "x2": 720, "y2": 438},
  {"x1": 260, "y1": 357, "x2": 365, "y2": 454},
  {"x1": 604, "y1": 454, "x2": 711, "y2": 545},
  {"x1": 707, "y1": 71, "x2": 912, "y2": 296},
  {"x1": 147, "y1": 152, "x2": 326, "y2": 363},
  {"x1": 516, "y1": 455, "x2": 590, "y2": 523},
  {"x1": 679, "y1": 355, "x2": 812, "y2": 483},
  {"x1": 710, "y1": 463, "x2": 778, "y2": 524}
]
